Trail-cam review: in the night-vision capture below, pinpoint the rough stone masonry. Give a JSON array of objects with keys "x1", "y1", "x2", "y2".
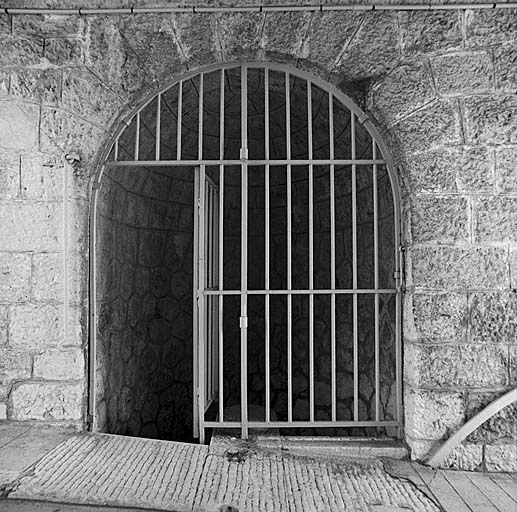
[{"x1": 0, "y1": 0, "x2": 516, "y2": 472}]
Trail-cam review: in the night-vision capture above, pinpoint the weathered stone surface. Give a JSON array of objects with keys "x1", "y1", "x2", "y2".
[
  {"x1": 33, "y1": 349, "x2": 84, "y2": 380},
  {"x1": 410, "y1": 194, "x2": 469, "y2": 244},
  {"x1": 0, "y1": 306, "x2": 8, "y2": 346},
  {"x1": 495, "y1": 43, "x2": 517, "y2": 93},
  {"x1": 0, "y1": 349, "x2": 31, "y2": 395},
  {"x1": 455, "y1": 146, "x2": 495, "y2": 193},
  {"x1": 393, "y1": 100, "x2": 461, "y2": 154},
  {"x1": 464, "y1": 96, "x2": 517, "y2": 144},
  {"x1": 409, "y1": 247, "x2": 509, "y2": 289},
  {"x1": 474, "y1": 196, "x2": 517, "y2": 243},
  {"x1": 441, "y1": 443, "x2": 483, "y2": 471},
  {"x1": 10, "y1": 304, "x2": 63, "y2": 349},
  {"x1": 466, "y1": 9, "x2": 517, "y2": 46},
  {"x1": 469, "y1": 292, "x2": 517, "y2": 344},
  {"x1": 510, "y1": 346, "x2": 517, "y2": 385},
  {"x1": 496, "y1": 145, "x2": 517, "y2": 193},
  {"x1": 20, "y1": 153, "x2": 63, "y2": 200},
  {"x1": 485, "y1": 444, "x2": 517, "y2": 472},
  {"x1": 0, "y1": 35, "x2": 44, "y2": 66},
  {"x1": 405, "y1": 344, "x2": 509, "y2": 388},
  {"x1": 400, "y1": 11, "x2": 462, "y2": 53},
  {"x1": 431, "y1": 51, "x2": 493, "y2": 96},
  {"x1": 31, "y1": 252, "x2": 63, "y2": 302},
  {"x1": 0, "y1": 201, "x2": 62, "y2": 251},
  {"x1": 0, "y1": 151, "x2": 20, "y2": 199},
  {"x1": 10, "y1": 68, "x2": 62, "y2": 105},
  {"x1": 409, "y1": 293, "x2": 467, "y2": 342},
  {"x1": 9, "y1": 381, "x2": 83, "y2": 421},
  {"x1": 0, "y1": 101, "x2": 38, "y2": 151},
  {"x1": 405, "y1": 388, "x2": 465, "y2": 440},
  {"x1": 44, "y1": 37, "x2": 83, "y2": 66},
  {"x1": 0, "y1": 252, "x2": 31, "y2": 302},
  {"x1": 369, "y1": 59, "x2": 435, "y2": 125}
]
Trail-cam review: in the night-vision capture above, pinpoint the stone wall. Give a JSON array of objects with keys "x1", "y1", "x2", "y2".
[{"x1": 0, "y1": 2, "x2": 516, "y2": 470}]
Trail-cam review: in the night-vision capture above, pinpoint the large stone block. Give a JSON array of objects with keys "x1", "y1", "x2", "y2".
[
  {"x1": 410, "y1": 194, "x2": 469, "y2": 244},
  {"x1": 463, "y1": 96, "x2": 517, "y2": 145},
  {"x1": 0, "y1": 201, "x2": 62, "y2": 251},
  {"x1": 511, "y1": 346, "x2": 517, "y2": 385},
  {"x1": 369, "y1": 59, "x2": 435, "y2": 125},
  {"x1": 0, "y1": 349, "x2": 31, "y2": 397},
  {"x1": 0, "y1": 101, "x2": 38, "y2": 151},
  {"x1": 409, "y1": 246, "x2": 509, "y2": 289},
  {"x1": 400, "y1": 11, "x2": 462, "y2": 53},
  {"x1": 10, "y1": 68, "x2": 62, "y2": 105},
  {"x1": 466, "y1": 9, "x2": 517, "y2": 46},
  {"x1": 9, "y1": 381, "x2": 83, "y2": 421},
  {"x1": 0, "y1": 151, "x2": 21, "y2": 199},
  {"x1": 20, "y1": 153, "x2": 63, "y2": 200},
  {"x1": 10, "y1": 304, "x2": 63, "y2": 349},
  {"x1": 496, "y1": 146, "x2": 517, "y2": 193},
  {"x1": 405, "y1": 343, "x2": 508, "y2": 388},
  {"x1": 494, "y1": 43, "x2": 517, "y2": 93},
  {"x1": 0, "y1": 34, "x2": 44, "y2": 66},
  {"x1": 485, "y1": 444, "x2": 517, "y2": 472},
  {"x1": 474, "y1": 196, "x2": 517, "y2": 243},
  {"x1": 405, "y1": 388, "x2": 465, "y2": 440},
  {"x1": 31, "y1": 252, "x2": 63, "y2": 302},
  {"x1": 440, "y1": 443, "x2": 483, "y2": 471},
  {"x1": 0, "y1": 252, "x2": 31, "y2": 302},
  {"x1": 431, "y1": 51, "x2": 493, "y2": 96},
  {"x1": 392, "y1": 100, "x2": 461, "y2": 154},
  {"x1": 33, "y1": 349, "x2": 84, "y2": 381},
  {"x1": 0, "y1": 306, "x2": 8, "y2": 346},
  {"x1": 44, "y1": 37, "x2": 84, "y2": 66},
  {"x1": 13, "y1": 14, "x2": 82, "y2": 38},
  {"x1": 469, "y1": 292, "x2": 517, "y2": 344},
  {"x1": 409, "y1": 292, "x2": 467, "y2": 342}
]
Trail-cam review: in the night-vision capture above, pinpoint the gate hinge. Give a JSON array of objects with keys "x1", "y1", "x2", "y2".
[{"x1": 239, "y1": 316, "x2": 248, "y2": 329}]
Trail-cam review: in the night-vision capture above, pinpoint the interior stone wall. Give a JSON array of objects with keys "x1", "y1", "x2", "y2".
[
  {"x1": 0, "y1": 2, "x2": 515, "y2": 471},
  {"x1": 95, "y1": 165, "x2": 194, "y2": 441}
]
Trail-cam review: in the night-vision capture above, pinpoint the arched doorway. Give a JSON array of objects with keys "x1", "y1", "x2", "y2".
[{"x1": 90, "y1": 62, "x2": 402, "y2": 444}]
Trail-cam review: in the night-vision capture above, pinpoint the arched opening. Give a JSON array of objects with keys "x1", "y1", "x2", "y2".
[{"x1": 91, "y1": 62, "x2": 402, "y2": 443}]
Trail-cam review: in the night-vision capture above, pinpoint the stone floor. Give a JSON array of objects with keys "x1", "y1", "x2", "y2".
[{"x1": 0, "y1": 424, "x2": 516, "y2": 512}]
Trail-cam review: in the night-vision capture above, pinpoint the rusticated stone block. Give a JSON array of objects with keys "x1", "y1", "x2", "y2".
[
  {"x1": 496, "y1": 146, "x2": 517, "y2": 193},
  {"x1": 0, "y1": 101, "x2": 38, "y2": 151},
  {"x1": 405, "y1": 344, "x2": 508, "y2": 388},
  {"x1": 466, "y1": 391, "x2": 517, "y2": 443},
  {"x1": 400, "y1": 11, "x2": 462, "y2": 53},
  {"x1": 0, "y1": 35, "x2": 44, "y2": 67},
  {"x1": 0, "y1": 252, "x2": 31, "y2": 303},
  {"x1": 474, "y1": 196, "x2": 517, "y2": 243},
  {"x1": 33, "y1": 349, "x2": 84, "y2": 380},
  {"x1": 485, "y1": 444, "x2": 517, "y2": 472},
  {"x1": 470, "y1": 292, "x2": 517, "y2": 344},
  {"x1": 0, "y1": 151, "x2": 21, "y2": 199},
  {"x1": 31, "y1": 253, "x2": 63, "y2": 302},
  {"x1": 466, "y1": 9, "x2": 517, "y2": 47},
  {"x1": 495, "y1": 43, "x2": 517, "y2": 93},
  {"x1": 10, "y1": 68, "x2": 62, "y2": 105},
  {"x1": 9, "y1": 381, "x2": 83, "y2": 421},
  {"x1": 409, "y1": 246, "x2": 509, "y2": 289},
  {"x1": 13, "y1": 14, "x2": 82, "y2": 38},
  {"x1": 410, "y1": 292, "x2": 467, "y2": 342},
  {"x1": 405, "y1": 388, "x2": 465, "y2": 440},
  {"x1": 431, "y1": 51, "x2": 493, "y2": 95},
  {"x1": 510, "y1": 346, "x2": 517, "y2": 385},
  {"x1": 410, "y1": 194, "x2": 469, "y2": 244},
  {"x1": 0, "y1": 201, "x2": 62, "y2": 252},
  {"x1": 44, "y1": 37, "x2": 83, "y2": 66},
  {"x1": 0, "y1": 349, "x2": 31, "y2": 395},
  {"x1": 393, "y1": 100, "x2": 461, "y2": 154},
  {"x1": 464, "y1": 96, "x2": 517, "y2": 145},
  {"x1": 441, "y1": 443, "x2": 483, "y2": 471},
  {"x1": 0, "y1": 306, "x2": 8, "y2": 346},
  {"x1": 20, "y1": 153, "x2": 63, "y2": 200},
  {"x1": 369, "y1": 59, "x2": 435, "y2": 125},
  {"x1": 10, "y1": 304, "x2": 63, "y2": 349}
]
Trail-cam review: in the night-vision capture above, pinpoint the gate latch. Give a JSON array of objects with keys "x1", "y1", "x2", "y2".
[{"x1": 239, "y1": 316, "x2": 248, "y2": 329}]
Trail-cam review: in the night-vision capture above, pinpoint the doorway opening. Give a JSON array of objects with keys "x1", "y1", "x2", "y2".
[{"x1": 91, "y1": 62, "x2": 402, "y2": 443}]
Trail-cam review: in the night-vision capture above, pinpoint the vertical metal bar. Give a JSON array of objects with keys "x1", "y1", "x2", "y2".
[
  {"x1": 193, "y1": 167, "x2": 200, "y2": 438},
  {"x1": 329, "y1": 93, "x2": 336, "y2": 422},
  {"x1": 114, "y1": 138, "x2": 119, "y2": 161},
  {"x1": 396, "y1": 211, "x2": 403, "y2": 438},
  {"x1": 198, "y1": 165, "x2": 206, "y2": 444},
  {"x1": 155, "y1": 94, "x2": 161, "y2": 160},
  {"x1": 199, "y1": 74, "x2": 204, "y2": 161},
  {"x1": 206, "y1": 185, "x2": 211, "y2": 402},
  {"x1": 218, "y1": 69, "x2": 225, "y2": 423},
  {"x1": 177, "y1": 81, "x2": 183, "y2": 160},
  {"x1": 264, "y1": 68, "x2": 271, "y2": 424},
  {"x1": 373, "y1": 142, "x2": 380, "y2": 422},
  {"x1": 307, "y1": 81, "x2": 314, "y2": 423},
  {"x1": 241, "y1": 64, "x2": 249, "y2": 440},
  {"x1": 286, "y1": 71, "x2": 293, "y2": 423},
  {"x1": 135, "y1": 112, "x2": 140, "y2": 161},
  {"x1": 351, "y1": 113, "x2": 359, "y2": 422}
]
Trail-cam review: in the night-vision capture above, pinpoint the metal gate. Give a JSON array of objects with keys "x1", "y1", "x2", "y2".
[{"x1": 99, "y1": 62, "x2": 403, "y2": 444}]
